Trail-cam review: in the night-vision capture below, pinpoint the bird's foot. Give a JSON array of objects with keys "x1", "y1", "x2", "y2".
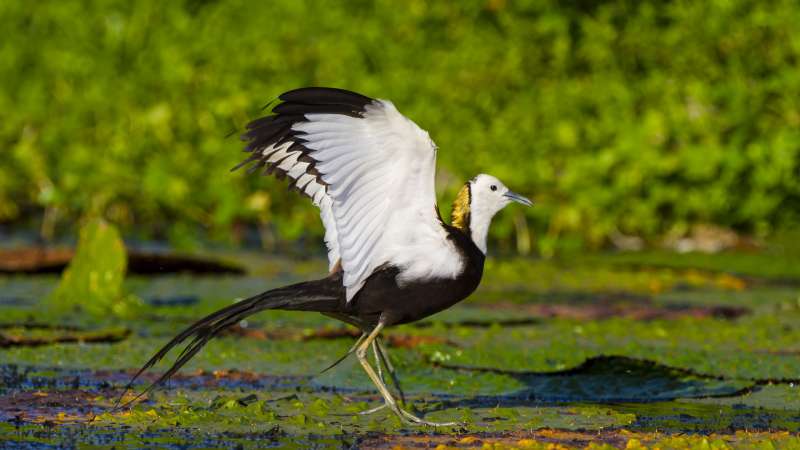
[
  {"x1": 389, "y1": 403, "x2": 461, "y2": 427},
  {"x1": 395, "y1": 406, "x2": 461, "y2": 427},
  {"x1": 358, "y1": 402, "x2": 460, "y2": 427}
]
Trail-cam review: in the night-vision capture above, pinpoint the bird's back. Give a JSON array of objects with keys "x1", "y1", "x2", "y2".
[{"x1": 344, "y1": 223, "x2": 485, "y2": 327}]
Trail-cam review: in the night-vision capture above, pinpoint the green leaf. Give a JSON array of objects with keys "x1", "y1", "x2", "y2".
[{"x1": 46, "y1": 218, "x2": 141, "y2": 318}]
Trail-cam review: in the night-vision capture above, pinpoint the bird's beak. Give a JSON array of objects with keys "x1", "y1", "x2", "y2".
[{"x1": 504, "y1": 190, "x2": 533, "y2": 207}]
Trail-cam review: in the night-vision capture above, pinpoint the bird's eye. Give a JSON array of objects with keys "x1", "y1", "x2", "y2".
[{"x1": 490, "y1": 185, "x2": 497, "y2": 191}]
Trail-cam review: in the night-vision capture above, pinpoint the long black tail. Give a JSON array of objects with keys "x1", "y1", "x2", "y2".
[{"x1": 116, "y1": 276, "x2": 343, "y2": 408}]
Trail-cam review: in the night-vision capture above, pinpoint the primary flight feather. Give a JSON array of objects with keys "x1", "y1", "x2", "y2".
[{"x1": 124, "y1": 87, "x2": 532, "y2": 426}]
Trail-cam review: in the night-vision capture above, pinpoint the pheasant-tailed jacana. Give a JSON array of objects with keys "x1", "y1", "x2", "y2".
[{"x1": 123, "y1": 87, "x2": 532, "y2": 426}]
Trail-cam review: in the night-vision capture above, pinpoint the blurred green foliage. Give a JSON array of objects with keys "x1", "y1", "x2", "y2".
[
  {"x1": 2, "y1": 0, "x2": 799, "y2": 252},
  {"x1": 47, "y1": 218, "x2": 141, "y2": 317}
]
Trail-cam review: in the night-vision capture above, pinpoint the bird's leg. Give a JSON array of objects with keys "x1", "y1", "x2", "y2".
[
  {"x1": 372, "y1": 339, "x2": 384, "y2": 382},
  {"x1": 375, "y1": 338, "x2": 394, "y2": 372},
  {"x1": 355, "y1": 321, "x2": 458, "y2": 427},
  {"x1": 375, "y1": 338, "x2": 406, "y2": 405},
  {"x1": 360, "y1": 338, "x2": 405, "y2": 416},
  {"x1": 357, "y1": 341, "x2": 390, "y2": 416}
]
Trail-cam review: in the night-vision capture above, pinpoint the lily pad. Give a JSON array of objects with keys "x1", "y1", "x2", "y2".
[{"x1": 2, "y1": 250, "x2": 800, "y2": 447}]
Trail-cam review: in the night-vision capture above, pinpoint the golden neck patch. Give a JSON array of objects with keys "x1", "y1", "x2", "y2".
[{"x1": 451, "y1": 182, "x2": 471, "y2": 233}]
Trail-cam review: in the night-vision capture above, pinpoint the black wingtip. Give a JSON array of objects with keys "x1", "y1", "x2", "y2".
[
  {"x1": 233, "y1": 87, "x2": 375, "y2": 184},
  {"x1": 279, "y1": 86, "x2": 373, "y2": 103}
]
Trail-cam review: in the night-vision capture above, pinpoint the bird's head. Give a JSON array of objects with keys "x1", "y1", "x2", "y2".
[
  {"x1": 469, "y1": 174, "x2": 533, "y2": 216},
  {"x1": 451, "y1": 174, "x2": 532, "y2": 253}
]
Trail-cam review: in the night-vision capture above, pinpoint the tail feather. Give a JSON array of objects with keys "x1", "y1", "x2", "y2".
[{"x1": 116, "y1": 277, "x2": 343, "y2": 409}]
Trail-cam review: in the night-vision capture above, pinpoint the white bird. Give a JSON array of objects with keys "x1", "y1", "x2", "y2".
[{"x1": 124, "y1": 87, "x2": 532, "y2": 426}]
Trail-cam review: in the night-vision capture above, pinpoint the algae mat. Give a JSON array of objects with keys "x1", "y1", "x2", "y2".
[{"x1": 1, "y1": 252, "x2": 800, "y2": 448}]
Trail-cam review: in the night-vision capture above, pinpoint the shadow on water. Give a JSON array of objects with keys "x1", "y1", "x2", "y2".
[
  {"x1": 425, "y1": 356, "x2": 800, "y2": 433},
  {"x1": 436, "y1": 355, "x2": 752, "y2": 404}
]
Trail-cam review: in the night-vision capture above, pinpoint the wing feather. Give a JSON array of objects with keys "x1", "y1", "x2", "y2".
[{"x1": 236, "y1": 87, "x2": 461, "y2": 299}]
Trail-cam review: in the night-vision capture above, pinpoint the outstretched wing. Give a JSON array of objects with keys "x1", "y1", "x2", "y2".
[
  {"x1": 236, "y1": 87, "x2": 455, "y2": 301},
  {"x1": 235, "y1": 88, "x2": 372, "y2": 274}
]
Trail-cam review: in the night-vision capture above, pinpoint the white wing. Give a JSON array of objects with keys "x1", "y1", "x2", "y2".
[{"x1": 237, "y1": 88, "x2": 463, "y2": 301}]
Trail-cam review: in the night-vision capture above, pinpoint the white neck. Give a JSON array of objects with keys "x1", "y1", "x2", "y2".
[{"x1": 469, "y1": 214, "x2": 492, "y2": 254}]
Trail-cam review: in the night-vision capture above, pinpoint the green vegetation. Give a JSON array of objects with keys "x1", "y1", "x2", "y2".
[
  {"x1": 46, "y1": 218, "x2": 141, "y2": 317},
  {"x1": 2, "y1": 1, "x2": 799, "y2": 252},
  {"x1": 2, "y1": 251, "x2": 800, "y2": 446}
]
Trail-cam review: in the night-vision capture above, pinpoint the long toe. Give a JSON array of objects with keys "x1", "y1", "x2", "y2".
[
  {"x1": 395, "y1": 405, "x2": 462, "y2": 427},
  {"x1": 357, "y1": 404, "x2": 388, "y2": 416}
]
